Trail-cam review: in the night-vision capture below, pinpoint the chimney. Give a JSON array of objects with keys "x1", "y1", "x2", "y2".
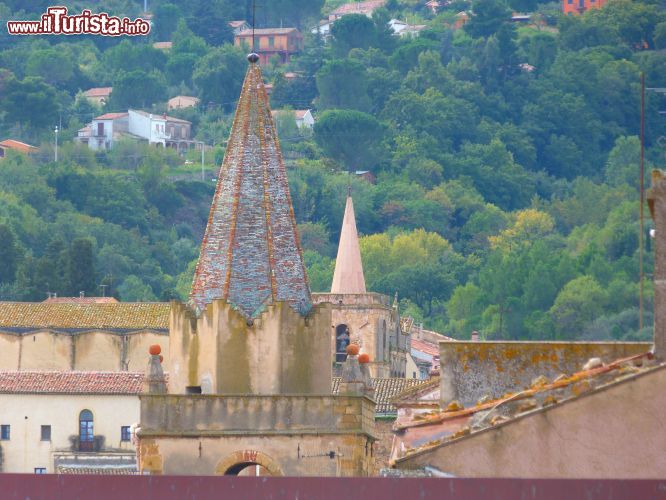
[
  {"x1": 79, "y1": 291, "x2": 85, "y2": 298},
  {"x1": 471, "y1": 331, "x2": 480, "y2": 342}
]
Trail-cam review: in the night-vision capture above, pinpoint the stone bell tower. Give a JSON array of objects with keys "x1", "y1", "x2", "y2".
[{"x1": 168, "y1": 59, "x2": 331, "y2": 395}]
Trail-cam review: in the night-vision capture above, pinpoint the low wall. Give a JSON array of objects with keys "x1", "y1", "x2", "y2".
[
  {"x1": 140, "y1": 394, "x2": 376, "y2": 436},
  {"x1": 439, "y1": 341, "x2": 651, "y2": 406}
]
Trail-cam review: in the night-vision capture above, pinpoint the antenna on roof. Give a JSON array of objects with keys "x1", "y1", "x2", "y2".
[{"x1": 252, "y1": 0, "x2": 256, "y2": 53}]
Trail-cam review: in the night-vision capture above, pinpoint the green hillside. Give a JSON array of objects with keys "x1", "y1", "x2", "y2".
[{"x1": 0, "y1": 0, "x2": 664, "y2": 341}]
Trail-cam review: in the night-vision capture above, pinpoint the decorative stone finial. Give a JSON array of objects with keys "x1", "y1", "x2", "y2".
[{"x1": 247, "y1": 52, "x2": 260, "y2": 63}]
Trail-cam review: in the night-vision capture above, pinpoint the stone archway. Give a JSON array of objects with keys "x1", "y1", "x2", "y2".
[{"x1": 215, "y1": 450, "x2": 283, "y2": 476}]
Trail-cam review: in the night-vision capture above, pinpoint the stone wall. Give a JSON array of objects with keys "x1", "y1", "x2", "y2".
[
  {"x1": 440, "y1": 341, "x2": 651, "y2": 406},
  {"x1": 169, "y1": 299, "x2": 331, "y2": 395},
  {"x1": 138, "y1": 393, "x2": 376, "y2": 476},
  {"x1": 0, "y1": 330, "x2": 169, "y2": 372}
]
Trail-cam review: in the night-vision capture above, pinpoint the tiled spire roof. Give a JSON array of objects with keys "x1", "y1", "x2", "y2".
[
  {"x1": 189, "y1": 61, "x2": 311, "y2": 318},
  {"x1": 331, "y1": 194, "x2": 366, "y2": 294}
]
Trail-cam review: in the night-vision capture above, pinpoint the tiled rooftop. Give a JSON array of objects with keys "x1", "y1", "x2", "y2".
[
  {"x1": 237, "y1": 28, "x2": 299, "y2": 36},
  {"x1": 0, "y1": 302, "x2": 170, "y2": 330},
  {"x1": 411, "y1": 338, "x2": 439, "y2": 357},
  {"x1": 189, "y1": 62, "x2": 311, "y2": 318},
  {"x1": 0, "y1": 371, "x2": 146, "y2": 394},
  {"x1": 44, "y1": 297, "x2": 118, "y2": 304},
  {"x1": 333, "y1": 377, "x2": 429, "y2": 414},
  {"x1": 331, "y1": 0, "x2": 386, "y2": 15}
]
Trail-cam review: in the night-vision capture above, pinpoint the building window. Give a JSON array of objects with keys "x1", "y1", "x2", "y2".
[
  {"x1": 121, "y1": 426, "x2": 131, "y2": 442},
  {"x1": 41, "y1": 425, "x2": 51, "y2": 441},
  {"x1": 34, "y1": 468, "x2": 47, "y2": 474},
  {"x1": 268, "y1": 36, "x2": 275, "y2": 48},
  {"x1": 79, "y1": 410, "x2": 94, "y2": 451},
  {"x1": 1, "y1": 424, "x2": 9, "y2": 440}
]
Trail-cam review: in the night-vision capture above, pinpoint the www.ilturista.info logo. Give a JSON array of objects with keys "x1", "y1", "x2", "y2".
[{"x1": 7, "y1": 6, "x2": 151, "y2": 36}]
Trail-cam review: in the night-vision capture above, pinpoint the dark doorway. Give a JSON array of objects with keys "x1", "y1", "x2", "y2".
[{"x1": 225, "y1": 462, "x2": 270, "y2": 476}]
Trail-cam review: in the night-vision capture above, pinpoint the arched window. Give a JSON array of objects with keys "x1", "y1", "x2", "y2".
[
  {"x1": 335, "y1": 324, "x2": 350, "y2": 363},
  {"x1": 79, "y1": 410, "x2": 94, "y2": 451}
]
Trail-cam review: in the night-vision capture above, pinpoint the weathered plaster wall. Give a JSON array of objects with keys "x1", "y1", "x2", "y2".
[
  {"x1": 0, "y1": 331, "x2": 169, "y2": 372},
  {"x1": 372, "y1": 419, "x2": 395, "y2": 475},
  {"x1": 440, "y1": 341, "x2": 651, "y2": 406},
  {"x1": 397, "y1": 365, "x2": 666, "y2": 478},
  {"x1": 169, "y1": 300, "x2": 331, "y2": 394},
  {"x1": 0, "y1": 393, "x2": 139, "y2": 473},
  {"x1": 138, "y1": 394, "x2": 376, "y2": 476}
]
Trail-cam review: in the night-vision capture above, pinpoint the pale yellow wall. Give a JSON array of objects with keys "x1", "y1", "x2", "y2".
[
  {"x1": 169, "y1": 300, "x2": 332, "y2": 395},
  {"x1": 0, "y1": 393, "x2": 139, "y2": 473},
  {"x1": 0, "y1": 335, "x2": 20, "y2": 370},
  {"x1": 0, "y1": 331, "x2": 169, "y2": 373}
]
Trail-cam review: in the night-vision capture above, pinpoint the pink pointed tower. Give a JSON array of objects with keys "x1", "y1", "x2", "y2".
[{"x1": 331, "y1": 190, "x2": 366, "y2": 294}]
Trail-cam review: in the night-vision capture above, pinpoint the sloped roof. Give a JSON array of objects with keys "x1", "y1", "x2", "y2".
[
  {"x1": 0, "y1": 139, "x2": 37, "y2": 153},
  {"x1": 331, "y1": 1, "x2": 386, "y2": 15},
  {"x1": 44, "y1": 297, "x2": 118, "y2": 304},
  {"x1": 0, "y1": 302, "x2": 170, "y2": 331},
  {"x1": 189, "y1": 61, "x2": 311, "y2": 318},
  {"x1": 0, "y1": 371, "x2": 145, "y2": 394},
  {"x1": 411, "y1": 338, "x2": 439, "y2": 357},
  {"x1": 94, "y1": 112, "x2": 128, "y2": 120},
  {"x1": 332, "y1": 377, "x2": 428, "y2": 414},
  {"x1": 237, "y1": 28, "x2": 299, "y2": 36},
  {"x1": 392, "y1": 350, "x2": 663, "y2": 463},
  {"x1": 84, "y1": 87, "x2": 112, "y2": 97}
]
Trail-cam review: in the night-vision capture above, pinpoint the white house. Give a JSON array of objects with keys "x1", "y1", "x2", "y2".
[
  {"x1": 294, "y1": 109, "x2": 315, "y2": 129},
  {"x1": 128, "y1": 110, "x2": 169, "y2": 147},
  {"x1": 388, "y1": 19, "x2": 409, "y2": 35},
  {"x1": 0, "y1": 371, "x2": 143, "y2": 474},
  {"x1": 81, "y1": 112, "x2": 129, "y2": 151}
]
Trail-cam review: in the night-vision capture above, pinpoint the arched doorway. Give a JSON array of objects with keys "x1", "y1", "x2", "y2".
[
  {"x1": 215, "y1": 450, "x2": 283, "y2": 476},
  {"x1": 335, "y1": 324, "x2": 350, "y2": 363}
]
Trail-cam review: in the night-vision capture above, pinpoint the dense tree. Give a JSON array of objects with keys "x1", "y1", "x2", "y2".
[
  {"x1": 316, "y1": 59, "x2": 371, "y2": 111},
  {"x1": 0, "y1": 76, "x2": 59, "y2": 130},
  {"x1": 0, "y1": 224, "x2": 20, "y2": 284},
  {"x1": 67, "y1": 238, "x2": 96, "y2": 296},
  {"x1": 192, "y1": 45, "x2": 246, "y2": 109},
  {"x1": 314, "y1": 110, "x2": 383, "y2": 171}
]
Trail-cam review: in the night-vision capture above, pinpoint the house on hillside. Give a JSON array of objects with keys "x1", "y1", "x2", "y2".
[
  {"x1": 563, "y1": 0, "x2": 607, "y2": 15},
  {"x1": 77, "y1": 112, "x2": 128, "y2": 151},
  {"x1": 234, "y1": 28, "x2": 303, "y2": 65},
  {"x1": 152, "y1": 41, "x2": 172, "y2": 51},
  {"x1": 228, "y1": 20, "x2": 250, "y2": 35},
  {"x1": 167, "y1": 95, "x2": 200, "y2": 111},
  {"x1": 329, "y1": 0, "x2": 387, "y2": 21},
  {"x1": 83, "y1": 87, "x2": 112, "y2": 106},
  {"x1": 0, "y1": 139, "x2": 37, "y2": 159}
]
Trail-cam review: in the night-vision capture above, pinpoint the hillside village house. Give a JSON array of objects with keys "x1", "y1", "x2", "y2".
[
  {"x1": 234, "y1": 28, "x2": 303, "y2": 65},
  {"x1": 328, "y1": 0, "x2": 386, "y2": 20},
  {"x1": 83, "y1": 87, "x2": 112, "y2": 106},
  {"x1": 272, "y1": 109, "x2": 315, "y2": 129},
  {"x1": 77, "y1": 110, "x2": 196, "y2": 153},
  {"x1": 228, "y1": 20, "x2": 250, "y2": 35},
  {"x1": 167, "y1": 95, "x2": 200, "y2": 111},
  {"x1": 563, "y1": 0, "x2": 607, "y2": 14},
  {"x1": 0, "y1": 139, "x2": 37, "y2": 159}
]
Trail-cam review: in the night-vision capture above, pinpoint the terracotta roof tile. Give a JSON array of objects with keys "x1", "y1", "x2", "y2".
[
  {"x1": 237, "y1": 28, "x2": 299, "y2": 36},
  {"x1": 44, "y1": 297, "x2": 118, "y2": 304},
  {"x1": 331, "y1": 0, "x2": 386, "y2": 15},
  {"x1": 333, "y1": 377, "x2": 429, "y2": 414},
  {"x1": 83, "y1": 87, "x2": 112, "y2": 97},
  {"x1": 0, "y1": 139, "x2": 38, "y2": 153},
  {"x1": 0, "y1": 371, "x2": 146, "y2": 394},
  {"x1": 94, "y1": 112, "x2": 128, "y2": 120},
  {"x1": 411, "y1": 339, "x2": 439, "y2": 357},
  {"x1": 0, "y1": 302, "x2": 170, "y2": 330}
]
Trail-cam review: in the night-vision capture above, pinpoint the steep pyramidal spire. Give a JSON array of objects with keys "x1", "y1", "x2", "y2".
[
  {"x1": 189, "y1": 60, "x2": 311, "y2": 318},
  {"x1": 331, "y1": 193, "x2": 366, "y2": 294}
]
